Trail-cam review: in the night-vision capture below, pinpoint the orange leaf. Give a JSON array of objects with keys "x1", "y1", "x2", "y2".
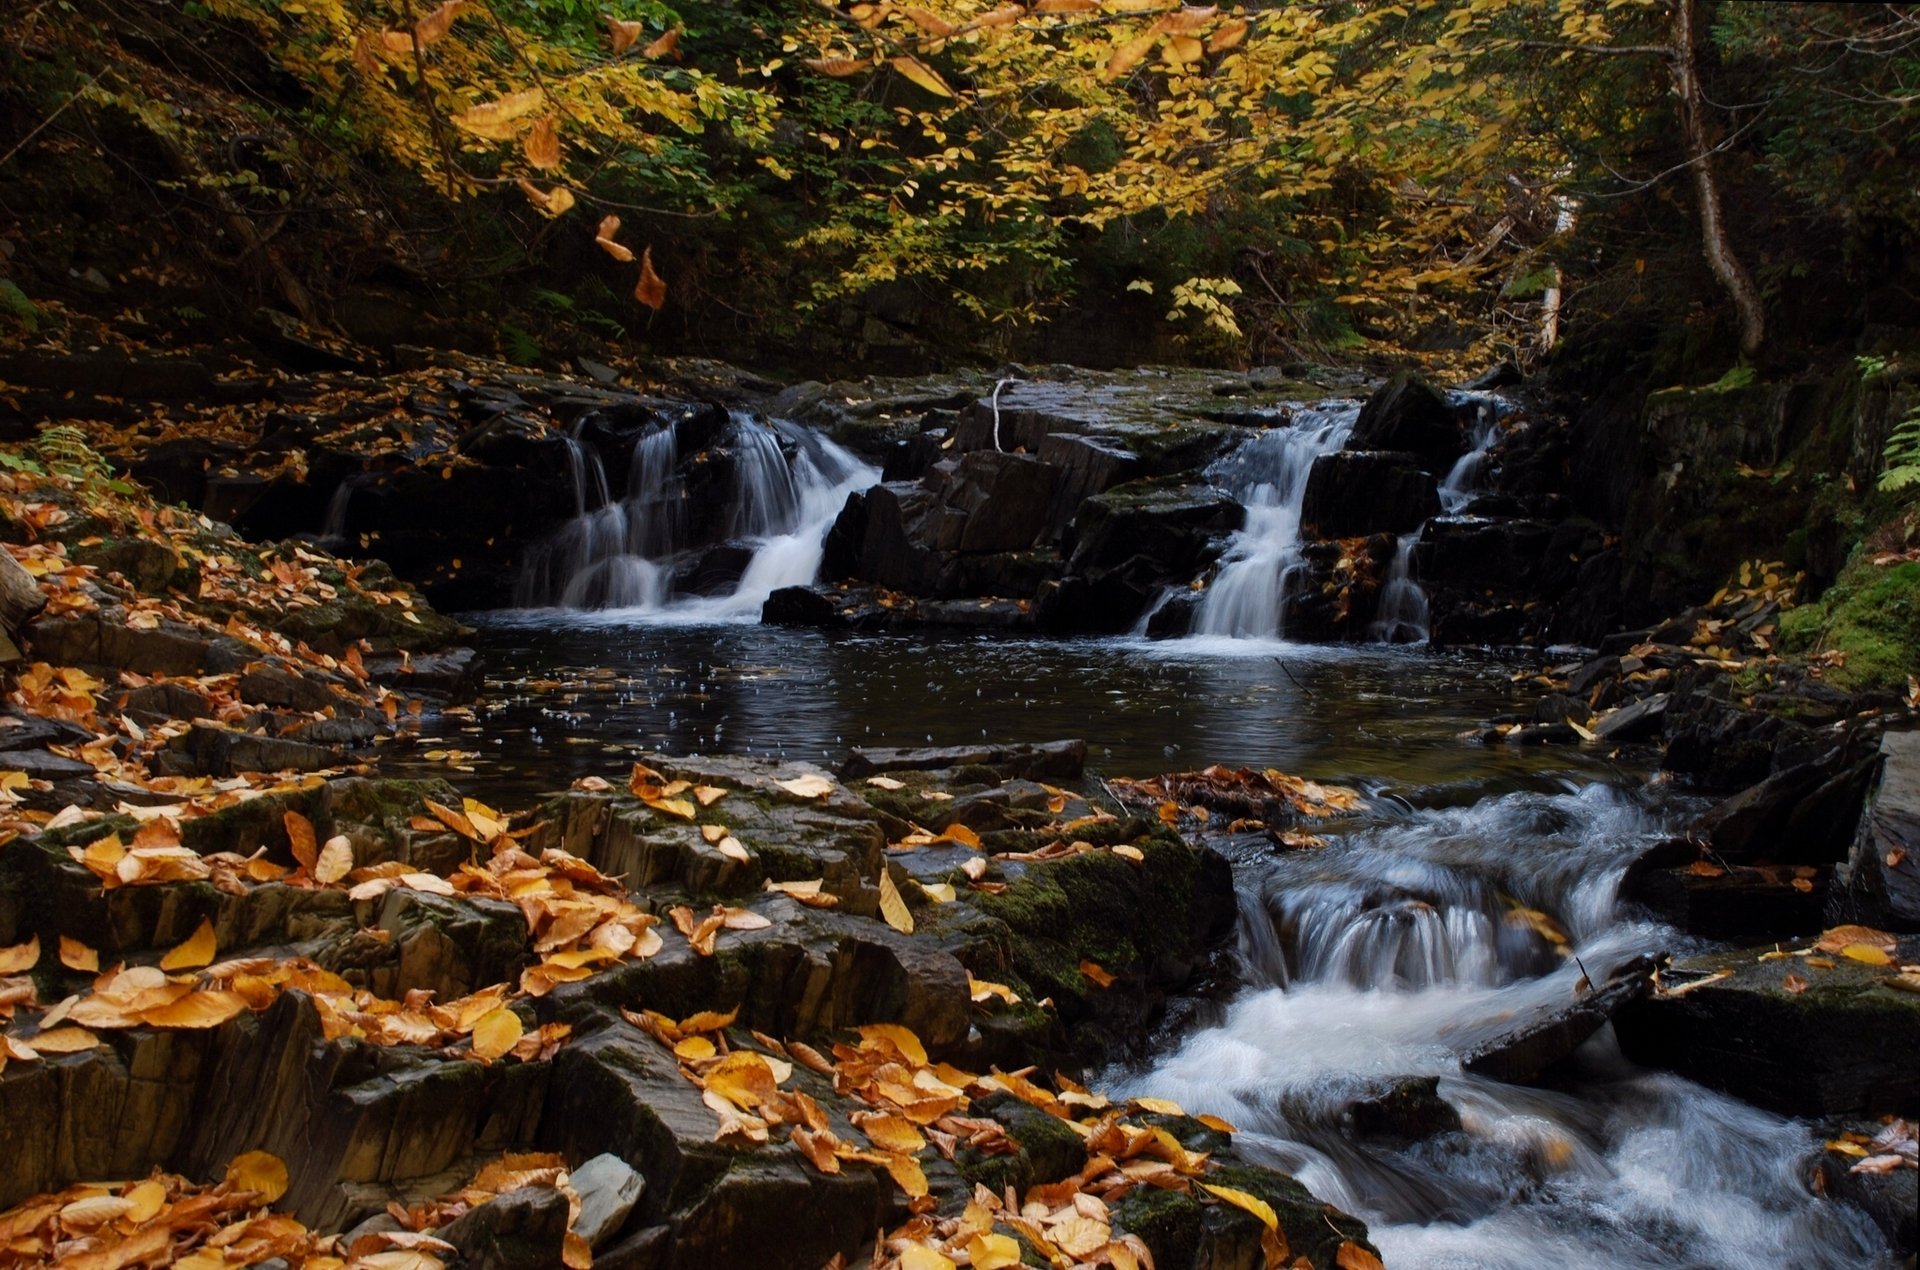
[
  {"x1": 284, "y1": 811, "x2": 317, "y2": 873},
  {"x1": 595, "y1": 215, "x2": 635, "y2": 262},
  {"x1": 57, "y1": 936, "x2": 97, "y2": 972},
  {"x1": 608, "y1": 17, "x2": 643, "y2": 54},
  {"x1": 878, "y1": 868, "x2": 914, "y2": 934},
  {"x1": 1336, "y1": 1242, "x2": 1385, "y2": 1270},
  {"x1": 472, "y1": 1007, "x2": 524, "y2": 1060},
  {"x1": 524, "y1": 115, "x2": 561, "y2": 169},
  {"x1": 1079, "y1": 959, "x2": 1115, "y2": 988},
  {"x1": 642, "y1": 26, "x2": 682, "y2": 58},
  {"x1": 0, "y1": 935, "x2": 39, "y2": 974},
  {"x1": 634, "y1": 247, "x2": 667, "y2": 311},
  {"x1": 225, "y1": 1150, "x2": 290, "y2": 1203}
]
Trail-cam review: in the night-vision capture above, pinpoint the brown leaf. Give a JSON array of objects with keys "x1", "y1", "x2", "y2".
[
  {"x1": 608, "y1": 17, "x2": 644, "y2": 54},
  {"x1": 634, "y1": 247, "x2": 667, "y2": 310},
  {"x1": 1782, "y1": 973, "x2": 1809, "y2": 994},
  {"x1": 414, "y1": 0, "x2": 469, "y2": 46},
  {"x1": 284, "y1": 811, "x2": 318, "y2": 873},
  {"x1": 524, "y1": 116, "x2": 561, "y2": 169},
  {"x1": 642, "y1": 26, "x2": 682, "y2": 58},
  {"x1": 452, "y1": 89, "x2": 547, "y2": 140}
]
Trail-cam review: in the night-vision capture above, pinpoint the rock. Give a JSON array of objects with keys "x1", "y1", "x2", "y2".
[
  {"x1": 761, "y1": 585, "x2": 846, "y2": 629},
  {"x1": 1591, "y1": 692, "x2": 1668, "y2": 741},
  {"x1": 363, "y1": 647, "x2": 484, "y2": 702},
  {"x1": 438, "y1": 1184, "x2": 572, "y2": 1270},
  {"x1": 1614, "y1": 935, "x2": 1920, "y2": 1116},
  {"x1": 1460, "y1": 954, "x2": 1657, "y2": 1084},
  {"x1": 1662, "y1": 694, "x2": 1805, "y2": 792},
  {"x1": 1811, "y1": 1120, "x2": 1918, "y2": 1254},
  {"x1": 170, "y1": 724, "x2": 339, "y2": 777},
  {"x1": 570, "y1": 1153, "x2": 645, "y2": 1250},
  {"x1": 1830, "y1": 729, "x2": 1920, "y2": 932},
  {"x1": 1299, "y1": 452, "x2": 1440, "y2": 539},
  {"x1": 1461, "y1": 363, "x2": 1523, "y2": 391},
  {"x1": 841, "y1": 740, "x2": 1086, "y2": 782},
  {"x1": 1348, "y1": 372, "x2": 1465, "y2": 474},
  {"x1": 1040, "y1": 479, "x2": 1241, "y2": 634},
  {"x1": 1034, "y1": 433, "x2": 1138, "y2": 537},
  {"x1": 0, "y1": 748, "x2": 96, "y2": 780},
  {"x1": 1697, "y1": 745, "x2": 1881, "y2": 866},
  {"x1": 942, "y1": 450, "x2": 1060, "y2": 552},
  {"x1": 1339, "y1": 1076, "x2": 1462, "y2": 1144},
  {"x1": 1625, "y1": 861, "x2": 1828, "y2": 943}
]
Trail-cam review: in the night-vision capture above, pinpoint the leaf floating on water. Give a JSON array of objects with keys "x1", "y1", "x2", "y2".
[
  {"x1": 774, "y1": 773, "x2": 835, "y2": 799},
  {"x1": 878, "y1": 868, "x2": 914, "y2": 934}
]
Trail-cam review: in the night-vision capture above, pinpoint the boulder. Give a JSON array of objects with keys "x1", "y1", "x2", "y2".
[
  {"x1": 438, "y1": 1185, "x2": 571, "y2": 1270},
  {"x1": 1299, "y1": 452, "x2": 1439, "y2": 539},
  {"x1": 1348, "y1": 372, "x2": 1465, "y2": 474},
  {"x1": 1810, "y1": 1119, "x2": 1918, "y2": 1255},
  {"x1": 1614, "y1": 935, "x2": 1920, "y2": 1116},
  {"x1": 1040, "y1": 480, "x2": 1241, "y2": 634},
  {"x1": 1625, "y1": 861, "x2": 1828, "y2": 943},
  {"x1": 841, "y1": 739, "x2": 1087, "y2": 782},
  {"x1": 1459, "y1": 954, "x2": 1657, "y2": 1084},
  {"x1": 570, "y1": 1153, "x2": 646, "y2": 1250},
  {"x1": 942, "y1": 450, "x2": 1060, "y2": 552},
  {"x1": 1830, "y1": 729, "x2": 1920, "y2": 932},
  {"x1": 1696, "y1": 744, "x2": 1881, "y2": 866}
]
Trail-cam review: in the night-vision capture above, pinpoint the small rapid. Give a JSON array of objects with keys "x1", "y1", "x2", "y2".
[
  {"x1": 514, "y1": 412, "x2": 876, "y2": 619},
  {"x1": 1116, "y1": 782, "x2": 1896, "y2": 1269}
]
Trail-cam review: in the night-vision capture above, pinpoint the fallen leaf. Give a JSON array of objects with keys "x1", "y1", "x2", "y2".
[
  {"x1": 316, "y1": 835, "x2": 354, "y2": 884},
  {"x1": 0, "y1": 935, "x2": 39, "y2": 974},
  {"x1": 774, "y1": 773, "x2": 835, "y2": 799},
  {"x1": 1335, "y1": 1241, "x2": 1385, "y2": 1270},
  {"x1": 472, "y1": 1007, "x2": 524, "y2": 1061},
  {"x1": 225, "y1": 1150, "x2": 290, "y2": 1203},
  {"x1": 1080, "y1": 959, "x2": 1115, "y2": 988},
  {"x1": 57, "y1": 936, "x2": 97, "y2": 972},
  {"x1": 284, "y1": 810, "x2": 318, "y2": 872},
  {"x1": 878, "y1": 868, "x2": 914, "y2": 935},
  {"x1": 160, "y1": 917, "x2": 217, "y2": 971}
]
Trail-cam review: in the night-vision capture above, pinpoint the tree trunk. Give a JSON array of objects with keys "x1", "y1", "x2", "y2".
[
  {"x1": 0, "y1": 549, "x2": 47, "y2": 666},
  {"x1": 1672, "y1": 0, "x2": 1766, "y2": 357}
]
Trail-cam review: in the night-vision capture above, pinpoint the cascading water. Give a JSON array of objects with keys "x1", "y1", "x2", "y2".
[
  {"x1": 1189, "y1": 402, "x2": 1360, "y2": 639},
  {"x1": 516, "y1": 412, "x2": 876, "y2": 617},
  {"x1": 1117, "y1": 783, "x2": 1897, "y2": 1269},
  {"x1": 1367, "y1": 393, "x2": 1507, "y2": 643}
]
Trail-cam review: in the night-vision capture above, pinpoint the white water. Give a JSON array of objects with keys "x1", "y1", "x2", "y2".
[
  {"x1": 1190, "y1": 402, "x2": 1360, "y2": 639},
  {"x1": 515, "y1": 412, "x2": 876, "y2": 619},
  {"x1": 1117, "y1": 783, "x2": 1895, "y2": 1269}
]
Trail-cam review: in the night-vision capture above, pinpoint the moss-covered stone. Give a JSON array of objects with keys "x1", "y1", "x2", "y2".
[{"x1": 1778, "y1": 555, "x2": 1920, "y2": 692}]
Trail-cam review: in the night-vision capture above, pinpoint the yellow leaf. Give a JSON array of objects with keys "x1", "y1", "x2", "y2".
[
  {"x1": 898, "y1": 1245, "x2": 955, "y2": 1270},
  {"x1": 1202, "y1": 1182, "x2": 1277, "y2": 1230},
  {"x1": 124, "y1": 1178, "x2": 167, "y2": 1223},
  {"x1": 452, "y1": 89, "x2": 547, "y2": 140},
  {"x1": 472, "y1": 1007, "x2": 524, "y2": 1060},
  {"x1": 805, "y1": 56, "x2": 871, "y2": 77},
  {"x1": 58, "y1": 935, "x2": 97, "y2": 972},
  {"x1": 138, "y1": 989, "x2": 248, "y2": 1029},
  {"x1": 315, "y1": 835, "x2": 354, "y2": 885},
  {"x1": 674, "y1": 1035, "x2": 717, "y2": 1061},
  {"x1": 595, "y1": 214, "x2": 635, "y2": 262},
  {"x1": 224, "y1": 1149, "x2": 290, "y2": 1203},
  {"x1": 774, "y1": 773, "x2": 834, "y2": 799},
  {"x1": 918, "y1": 881, "x2": 955, "y2": 903},
  {"x1": 967, "y1": 1233, "x2": 1022, "y2": 1270},
  {"x1": 853, "y1": 1111, "x2": 926, "y2": 1154},
  {"x1": 160, "y1": 917, "x2": 217, "y2": 971},
  {"x1": 645, "y1": 796, "x2": 698, "y2": 821},
  {"x1": 1164, "y1": 33, "x2": 1204, "y2": 63},
  {"x1": 635, "y1": 246, "x2": 667, "y2": 311},
  {"x1": 856, "y1": 1022, "x2": 928, "y2": 1065},
  {"x1": 878, "y1": 868, "x2": 914, "y2": 934},
  {"x1": 29, "y1": 1025, "x2": 100, "y2": 1053},
  {"x1": 883, "y1": 1151, "x2": 930, "y2": 1198},
  {"x1": 1840, "y1": 943, "x2": 1893, "y2": 966},
  {"x1": 694, "y1": 785, "x2": 728, "y2": 807},
  {"x1": 941, "y1": 822, "x2": 981, "y2": 848},
  {"x1": 0, "y1": 935, "x2": 39, "y2": 974},
  {"x1": 890, "y1": 54, "x2": 955, "y2": 98}
]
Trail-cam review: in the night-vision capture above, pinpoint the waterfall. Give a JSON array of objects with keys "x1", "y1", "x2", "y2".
[
  {"x1": 1119, "y1": 783, "x2": 1889, "y2": 1269},
  {"x1": 1367, "y1": 394, "x2": 1506, "y2": 643},
  {"x1": 516, "y1": 412, "x2": 876, "y2": 618},
  {"x1": 1190, "y1": 402, "x2": 1360, "y2": 639}
]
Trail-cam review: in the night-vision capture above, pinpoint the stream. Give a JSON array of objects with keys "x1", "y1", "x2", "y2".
[{"x1": 380, "y1": 403, "x2": 1896, "y2": 1268}]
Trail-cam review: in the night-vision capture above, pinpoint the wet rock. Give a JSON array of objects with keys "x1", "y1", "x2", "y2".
[
  {"x1": 1339, "y1": 1076, "x2": 1462, "y2": 1144},
  {"x1": 0, "y1": 748, "x2": 96, "y2": 780},
  {"x1": 1460, "y1": 954, "x2": 1657, "y2": 1084},
  {"x1": 1348, "y1": 372, "x2": 1465, "y2": 474},
  {"x1": 439, "y1": 1184, "x2": 571, "y2": 1270},
  {"x1": 170, "y1": 723, "x2": 339, "y2": 777},
  {"x1": 1625, "y1": 861, "x2": 1828, "y2": 943},
  {"x1": 841, "y1": 739, "x2": 1086, "y2": 782},
  {"x1": 943, "y1": 450, "x2": 1060, "y2": 552},
  {"x1": 363, "y1": 647, "x2": 483, "y2": 702},
  {"x1": 1040, "y1": 479, "x2": 1241, "y2": 634},
  {"x1": 1830, "y1": 730, "x2": 1920, "y2": 932},
  {"x1": 26, "y1": 614, "x2": 218, "y2": 677},
  {"x1": 1661, "y1": 695, "x2": 1805, "y2": 791},
  {"x1": 1591, "y1": 692, "x2": 1668, "y2": 742},
  {"x1": 1300, "y1": 452, "x2": 1440, "y2": 539},
  {"x1": 1615, "y1": 935, "x2": 1920, "y2": 1116},
  {"x1": 541, "y1": 1024, "x2": 891, "y2": 1270},
  {"x1": 1811, "y1": 1120, "x2": 1918, "y2": 1254},
  {"x1": 1697, "y1": 745, "x2": 1881, "y2": 866},
  {"x1": 1110, "y1": 1158, "x2": 1375, "y2": 1270},
  {"x1": 1035, "y1": 433, "x2": 1139, "y2": 537},
  {"x1": 571, "y1": 1153, "x2": 645, "y2": 1249}
]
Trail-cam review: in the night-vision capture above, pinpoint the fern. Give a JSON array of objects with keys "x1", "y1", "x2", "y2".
[{"x1": 1880, "y1": 413, "x2": 1920, "y2": 494}]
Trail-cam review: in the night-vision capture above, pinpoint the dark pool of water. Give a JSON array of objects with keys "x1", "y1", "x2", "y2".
[{"x1": 380, "y1": 614, "x2": 1645, "y2": 804}]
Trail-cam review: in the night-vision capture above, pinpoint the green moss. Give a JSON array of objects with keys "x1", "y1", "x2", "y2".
[
  {"x1": 1779, "y1": 556, "x2": 1920, "y2": 692},
  {"x1": 1111, "y1": 1186, "x2": 1203, "y2": 1258}
]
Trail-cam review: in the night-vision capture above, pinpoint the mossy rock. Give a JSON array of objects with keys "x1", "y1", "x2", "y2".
[{"x1": 1778, "y1": 555, "x2": 1920, "y2": 692}]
